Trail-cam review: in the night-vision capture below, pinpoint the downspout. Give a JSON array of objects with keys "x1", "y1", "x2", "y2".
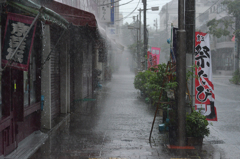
[{"x1": 0, "y1": 26, "x2": 2, "y2": 119}]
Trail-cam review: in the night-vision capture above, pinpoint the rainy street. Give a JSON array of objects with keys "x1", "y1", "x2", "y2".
[
  {"x1": 29, "y1": 57, "x2": 171, "y2": 159},
  {"x1": 1, "y1": 0, "x2": 240, "y2": 159},
  {"x1": 28, "y1": 63, "x2": 240, "y2": 159},
  {"x1": 206, "y1": 76, "x2": 240, "y2": 158}
]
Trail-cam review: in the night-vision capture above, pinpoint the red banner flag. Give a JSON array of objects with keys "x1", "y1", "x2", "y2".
[{"x1": 195, "y1": 32, "x2": 217, "y2": 121}]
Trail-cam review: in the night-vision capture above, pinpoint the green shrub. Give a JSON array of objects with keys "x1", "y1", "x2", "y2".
[
  {"x1": 229, "y1": 70, "x2": 240, "y2": 84},
  {"x1": 134, "y1": 63, "x2": 177, "y2": 105},
  {"x1": 186, "y1": 109, "x2": 210, "y2": 138}
]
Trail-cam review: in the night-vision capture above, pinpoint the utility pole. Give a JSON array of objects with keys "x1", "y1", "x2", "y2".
[
  {"x1": 138, "y1": 8, "x2": 142, "y2": 70},
  {"x1": 235, "y1": 16, "x2": 240, "y2": 72},
  {"x1": 177, "y1": 0, "x2": 186, "y2": 150},
  {"x1": 139, "y1": 8, "x2": 141, "y2": 42},
  {"x1": 185, "y1": 0, "x2": 195, "y2": 109},
  {"x1": 137, "y1": 15, "x2": 140, "y2": 69},
  {"x1": 154, "y1": 18, "x2": 158, "y2": 32},
  {"x1": 166, "y1": 3, "x2": 168, "y2": 33},
  {"x1": 143, "y1": 0, "x2": 147, "y2": 70}
]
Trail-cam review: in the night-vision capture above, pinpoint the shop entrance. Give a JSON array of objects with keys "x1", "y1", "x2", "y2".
[{"x1": 1, "y1": 68, "x2": 23, "y2": 155}]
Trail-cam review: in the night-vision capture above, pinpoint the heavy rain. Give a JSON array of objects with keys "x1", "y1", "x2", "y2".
[{"x1": 0, "y1": 0, "x2": 240, "y2": 159}]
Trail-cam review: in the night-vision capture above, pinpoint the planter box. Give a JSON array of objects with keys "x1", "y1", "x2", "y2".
[{"x1": 187, "y1": 137, "x2": 203, "y2": 152}]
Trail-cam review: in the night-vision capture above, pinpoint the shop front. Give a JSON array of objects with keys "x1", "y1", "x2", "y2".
[{"x1": 0, "y1": 0, "x2": 101, "y2": 156}]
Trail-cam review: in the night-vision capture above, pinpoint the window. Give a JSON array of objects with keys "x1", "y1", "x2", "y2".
[{"x1": 24, "y1": 49, "x2": 37, "y2": 107}]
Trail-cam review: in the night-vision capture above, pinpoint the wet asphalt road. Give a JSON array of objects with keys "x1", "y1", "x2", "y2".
[
  {"x1": 29, "y1": 65, "x2": 170, "y2": 159},
  {"x1": 205, "y1": 75, "x2": 240, "y2": 158}
]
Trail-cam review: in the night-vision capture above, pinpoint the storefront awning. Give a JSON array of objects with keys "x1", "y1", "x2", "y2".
[
  {"x1": 7, "y1": 0, "x2": 69, "y2": 29},
  {"x1": 43, "y1": 1, "x2": 97, "y2": 27}
]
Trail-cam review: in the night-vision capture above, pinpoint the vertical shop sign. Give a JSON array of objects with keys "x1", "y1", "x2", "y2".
[
  {"x1": 2, "y1": 13, "x2": 37, "y2": 71},
  {"x1": 172, "y1": 27, "x2": 178, "y2": 62},
  {"x1": 195, "y1": 32, "x2": 217, "y2": 121},
  {"x1": 99, "y1": 0, "x2": 111, "y2": 22},
  {"x1": 111, "y1": 0, "x2": 114, "y2": 24}
]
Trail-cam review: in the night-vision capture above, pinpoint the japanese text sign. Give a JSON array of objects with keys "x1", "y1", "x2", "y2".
[
  {"x1": 195, "y1": 32, "x2": 217, "y2": 121},
  {"x1": 147, "y1": 47, "x2": 160, "y2": 69},
  {"x1": 2, "y1": 13, "x2": 37, "y2": 71}
]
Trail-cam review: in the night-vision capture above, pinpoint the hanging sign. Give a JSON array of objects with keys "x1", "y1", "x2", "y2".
[
  {"x1": 151, "y1": 47, "x2": 160, "y2": 64},
  {"x1": 147, "y1": 51, "x2": 157, "y2": 69},
  {"x1": 2, "y1": 13, "x2": 37, "y2": 71},
  {"x1": 147, "y1": 47, "x2": 160, "y2": 69},
  {"x1": 99, "y1": 0, "x2": 111, "y2": 22},
  {"x1": 195, "y1": 32, "x2": 217, "y2": 121},
  {"x1": 111, "y1": 0, "x2": 114, "y2": 24}
]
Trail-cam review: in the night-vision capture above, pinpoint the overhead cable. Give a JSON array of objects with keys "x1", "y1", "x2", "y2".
[
  {"x1": 115, "y1": 0, "x2": 140, "y2": 22},
  {"x1": 117, "y1": 0, "x2": 134, "y2": 7},
  {"x1": 98, "y1": 0, "x2": 122, "y2": 6}
]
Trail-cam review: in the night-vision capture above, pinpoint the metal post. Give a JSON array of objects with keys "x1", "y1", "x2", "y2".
[
  {"x1": 156, "y1": 18, "x2": 157, "y2": 32},
  {"x1": 177, "y1": 0, "x2": 186, "y2": 149},
  {"x1": 143, "y1": 0, "x2": 147, "y2": 70},
  {"x1": 139, "y1": 8, "x2": 142, "y2": 69},
  {"x1": 0, "y1": 26, "x2": 2, "y2": 75},
  {"x1": 139, "y1": 8, "x2": 141, "y2": 41},
  {"x1": 235, "y1": 15, "x2": 240, "y2": 72},
  {"x1": 185, "y1": 0, "x2": 195, "y2": 108}
]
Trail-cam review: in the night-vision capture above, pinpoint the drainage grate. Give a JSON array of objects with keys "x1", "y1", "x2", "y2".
[{"x1": 207, "y1": 140, "x2": 225, "y2": 144}]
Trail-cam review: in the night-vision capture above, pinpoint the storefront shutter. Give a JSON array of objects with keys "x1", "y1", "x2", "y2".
[{"x1": 50, "y1": 25, "x2": 61, "y2": 119}]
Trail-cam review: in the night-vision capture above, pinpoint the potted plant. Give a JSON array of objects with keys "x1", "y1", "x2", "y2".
[{"x1": 186, "y1": 109, "x2": 210, "y2": 150}]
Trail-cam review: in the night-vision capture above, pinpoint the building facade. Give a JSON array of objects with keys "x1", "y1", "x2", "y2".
[{"x1": 0, "y1": 0, "x2": 105, "y2": 156}]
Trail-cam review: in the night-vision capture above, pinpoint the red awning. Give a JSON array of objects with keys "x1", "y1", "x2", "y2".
[{"x1": 44, "y1": 1, "x2": 97, "y2": 27}]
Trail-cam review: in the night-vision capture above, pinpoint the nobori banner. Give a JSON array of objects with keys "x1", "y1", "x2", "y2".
[
  {"x1": 195, "y1": 32, "x2": 217, "y2": 121},
  {"x1": 2, "y1": 13, "x2": 37, "y2": 71}
]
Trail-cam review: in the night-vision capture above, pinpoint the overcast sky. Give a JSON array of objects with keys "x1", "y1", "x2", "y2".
[{"x1": 119, "y1": 0, "x2": 172, "y2": 28}]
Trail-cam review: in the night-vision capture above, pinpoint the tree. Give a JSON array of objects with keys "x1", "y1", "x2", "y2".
[{"x1": 207, "y1": 0, "x2": 240, "y2": 73}]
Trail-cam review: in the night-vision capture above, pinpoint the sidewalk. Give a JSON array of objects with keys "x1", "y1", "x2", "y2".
[
  {"x1": 3, "y1": 114, "x2": 70, "y2": 159},
  {"x1": 4, "y1": 65, "x2": 220, "y2": 159}
]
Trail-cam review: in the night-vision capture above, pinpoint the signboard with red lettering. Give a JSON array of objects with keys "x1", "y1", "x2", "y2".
[
  {"x1": 2, "y1": 13, "x2": 37, "y2": 71},
  {"x1": 195, "y1": 32, "x2": 217, "y2": 121},
  {"x1": 147, "y1": 47, "x2": 160, "y2": 69}
]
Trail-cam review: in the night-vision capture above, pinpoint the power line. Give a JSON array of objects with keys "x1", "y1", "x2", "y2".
[
  {"x1": 115, "y1": 0, "x2": 140, "y2": 21},
  {"x1": 115, "y1": 0, "x2": 135, "y2": 7},
  {"x1": 98, "y1": 0, "x2": 135, "y2": 7},
  {"x1": 98, "y1": 0, "x2": 122, "y2": 6}
]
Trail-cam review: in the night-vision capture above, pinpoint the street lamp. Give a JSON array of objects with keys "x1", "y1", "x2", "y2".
[{"x1": 138, "y1": 4, "x2": 159, "y2": 70}]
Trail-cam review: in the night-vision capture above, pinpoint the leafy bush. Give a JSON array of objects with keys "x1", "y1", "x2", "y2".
[
  {"x1": 186, "y1": 109, "x2": 210, "y2": 138},
  {"x1": 134, "y1": 70, "x2": 155, "y2": 96},
  {"x1": 229, "y1": 70, "x2": 240, "y2": 84},
  {"x1": 134, "y1": 63, "x2": 177, "y2": 105}
]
